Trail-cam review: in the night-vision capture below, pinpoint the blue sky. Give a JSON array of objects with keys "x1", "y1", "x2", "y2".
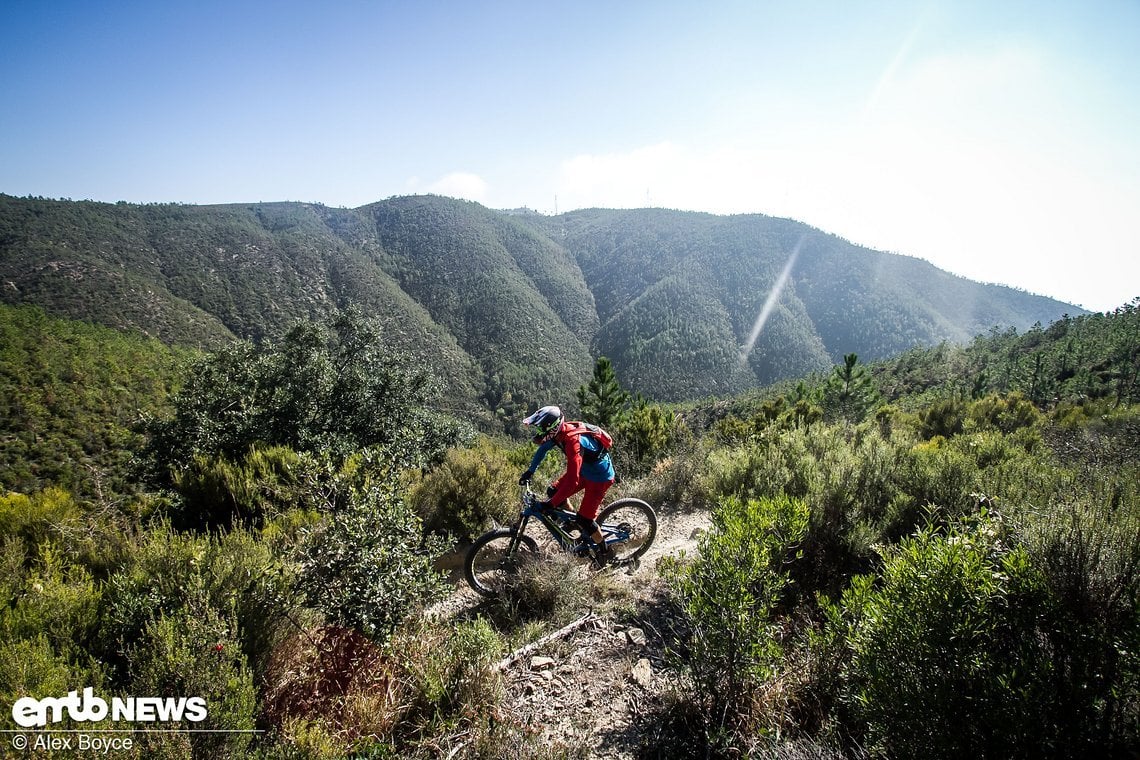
[{"x1": 2, "y1": 1, "x2": 1137, "y2": 312}]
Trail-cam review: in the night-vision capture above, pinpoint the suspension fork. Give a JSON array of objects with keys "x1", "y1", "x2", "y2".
[{"x1": 506, "y1": 514, "x2": 532, "y2": 555}]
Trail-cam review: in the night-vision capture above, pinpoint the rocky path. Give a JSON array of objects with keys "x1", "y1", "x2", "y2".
[{"x1": 432, "y1": 507, "x2": 712, "y2": 758}]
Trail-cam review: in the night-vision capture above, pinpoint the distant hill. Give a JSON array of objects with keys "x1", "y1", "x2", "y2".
[
  {"x1": 0, "y1": 194, "x2": 1084, "y2": 405},
  {"x1": 514, "y1": 207, "x2": 1083, "y2": 398}
]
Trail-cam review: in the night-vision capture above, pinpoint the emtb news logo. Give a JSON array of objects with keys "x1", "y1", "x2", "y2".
[{"x1": 11, "y1": 687, "x2": 208, "y2": 728}]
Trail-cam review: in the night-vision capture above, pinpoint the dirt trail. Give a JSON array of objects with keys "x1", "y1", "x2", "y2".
[{"x1": 431, "y1": 507, "x2": 712, "y2": 758}]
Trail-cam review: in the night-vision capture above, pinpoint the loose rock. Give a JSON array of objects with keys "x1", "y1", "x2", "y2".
[{"x1": 631, "y1": 658, "x2": 652, "y2": 687}]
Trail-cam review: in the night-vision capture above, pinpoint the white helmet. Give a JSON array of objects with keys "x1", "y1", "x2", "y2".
[{"x1": 523, "y1": 405, "x2": 563, "y2": 443}]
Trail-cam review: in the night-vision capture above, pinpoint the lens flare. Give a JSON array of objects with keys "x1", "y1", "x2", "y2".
[{"x1": 738, "y1": 236, "x2": 805, "y2": 370}]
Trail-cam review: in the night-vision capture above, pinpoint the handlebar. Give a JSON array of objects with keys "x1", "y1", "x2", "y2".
[{"x1": 520, "y1": 483, "x2": 544, "y2": 508}]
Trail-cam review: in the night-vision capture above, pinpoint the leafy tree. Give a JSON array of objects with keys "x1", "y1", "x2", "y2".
[
  {"x1": 576, "y1": 356, "x2": 629, "y2": 426},
  {"x1": 144, "y1": 309, "x2": 467, "y2": 484}
]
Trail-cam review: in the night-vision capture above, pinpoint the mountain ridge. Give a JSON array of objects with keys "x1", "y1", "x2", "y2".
[{"x1": 0, "y1": 193, "x2": 1085, "y2": 408}]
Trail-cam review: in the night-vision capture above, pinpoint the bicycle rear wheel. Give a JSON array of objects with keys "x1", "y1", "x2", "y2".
[
  {"x1": 464, "y1": 528, "x2": 539, "y2": 596},
  {"x1": 597, "y1": 498, "x2": 657, "y2": 565}
]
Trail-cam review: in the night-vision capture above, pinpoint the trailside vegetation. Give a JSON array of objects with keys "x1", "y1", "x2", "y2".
[{"x1": 0, "y1": 297, "x2": 1136, "y2": 757}]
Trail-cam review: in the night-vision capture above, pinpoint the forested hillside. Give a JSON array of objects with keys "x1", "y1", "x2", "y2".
[
  {"x1": 520, "y1": 208, "x2": 1080, "y2": 398},
  {"x1": 0, "y1": 304, "x2": 187, "y2": 499},
  {"x1": 1, "y1": 194, "x2": 1082, "y2": 407}
]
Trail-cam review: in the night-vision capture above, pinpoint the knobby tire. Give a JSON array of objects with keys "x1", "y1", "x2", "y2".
[
  {"x1": 597, "y1": 497, "x2": 657, "y2": 565},
  {"x1": 464, "y1": 528, "x2": 539, "y2": 597}
]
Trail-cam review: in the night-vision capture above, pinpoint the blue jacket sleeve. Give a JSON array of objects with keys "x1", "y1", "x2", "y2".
[{"x1": 527, "y1": 440, "x2": 556, "y2": 474}]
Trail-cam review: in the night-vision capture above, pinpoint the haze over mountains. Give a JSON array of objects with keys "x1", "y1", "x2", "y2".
[{"x1": 0, "y1": 193, "x2": 1081, "y2": 411}]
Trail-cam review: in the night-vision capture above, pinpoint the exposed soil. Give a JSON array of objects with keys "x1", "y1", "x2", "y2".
[{"x1": 429, "y1": 507, "x2": 712, "y2": 758}]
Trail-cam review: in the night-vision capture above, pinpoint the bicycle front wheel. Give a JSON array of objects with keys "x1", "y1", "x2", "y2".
[
  {"x1": 597, "y1": 498, "x2": 657, "y2": 565},
  {"x1": 464, "y1": 528, "x2": 539, "y2": 597}
]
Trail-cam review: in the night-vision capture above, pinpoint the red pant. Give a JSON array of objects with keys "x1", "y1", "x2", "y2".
[{"x1": 551, "y1": 476, "x2": 612, "y2": 520}]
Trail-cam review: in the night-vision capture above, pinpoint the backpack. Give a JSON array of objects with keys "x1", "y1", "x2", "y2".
[{"x1": 565, "y1": 421, "x2": 613, "y2": 463}]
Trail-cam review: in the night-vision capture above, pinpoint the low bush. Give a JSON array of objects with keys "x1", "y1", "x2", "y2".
[
  {"x1": 260, "y1": 625, "x2": 401, "y2": 755},
  {"x1": 663, "y1": 494, "x2": 810, "y2": 752},
  {"x1": 171, "y1": 445, "x2": 322, "y2": 531},
  {"x1": 0, "y1": 487, "x2": 83, "y2": 559},
  {"x1": 0, "y1": 633, "x2": 108, "y2": 732},
  {"x1": 99, "y1": 522, "x2": 295, "y2": 681},
  {"x1": 399, "y1": 617, "x2": 503, "y2": 729},
  {"x1": 294, "y1": 481, "x2": 448, "y2": 642},
  {"x1": 1, "y1": 542, "x2": 102, "y2": 657},
  {"x1": 968, "y1": 391, "x2": 1042, "y2": 434},
  {"x1": 408, "y1": 437, "x2": 518, "y2": 543},
  {"x1": 488, "y1": 551, "x2": 589, "y2": 628},
  {"x1": 916, "y1": 397, "x2": 967, "y2": 439},
  {"x1": 839, "y1": 513, "x2": 1058, "y2": 758},
  {"x1": 1021, "y1": 499, "x2": 1140, "y2": 754},
  {"x1": 127, "y1": 586, "x2": 257, "y2": 758}
]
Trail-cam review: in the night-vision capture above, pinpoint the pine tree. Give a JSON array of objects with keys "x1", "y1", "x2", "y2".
[
  {"x1": 576, "y1": 357, "x2": 630, "y2": 426},
  {"x1": 824, "y1": 353, "x2": 879, "y2": 422}
]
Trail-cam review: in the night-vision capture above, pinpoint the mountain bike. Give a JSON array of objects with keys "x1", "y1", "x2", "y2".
[{"x1": 463, "y1": 485, "x2": 657, "y2": 597}]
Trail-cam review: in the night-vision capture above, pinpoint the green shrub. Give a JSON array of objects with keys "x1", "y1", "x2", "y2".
[
  {"x1": 0, "y1": 487, "x2": 82, "y2": 556},
  {"x1": 295, "y1": 481, "x2": 448, "y2": 642},
  {"x1": 630, "y1": 443, "x2": 704, "y2": 513},
  {"x1": 696, "y1": 431, "x2": 816, "y2": 507},
  {"x1": 968, "y1": 391, "x2": 1042, "y2": 434},
  {"x1": 884, "y1": 439, "x2": 979, "y2": 537},
  {"x1": 0, "y1": 634, "x2": 108, "y2": 732},
  {"x1": 611, "y1": 398, "x2": 684, "y2": 477},
  {"x1": 840, "y1": 514, "x2": 1055, "y2": 758},
  {"x1": 796, "y1": 428, "x2": 895, "y2": 599},
  {"x1": 487, "y1": 551, "x2": 588, "y2": 627},
  {"x1": 711, "y1": 414, "x2": 753, "y2": 445},
  {"x1": 260, "y1": 625, "x2": 402, "y2": 755},
  {"x1": 1, "y1": 542, "x2": 102, "y2": 657},
  {"x1": 664, "y1": 494, "x2": 810, "y2": 750},
  {"x1": 99, "y1": 525, "x2": 212, "y2": 666},
  {"x1": 127, "y1": 586, "x2": 257, "y2": 758},
  {"x1": 1021, "y1": 500, "x2": 1140, "y2": 754},
  {"x1": 408, "y1": 437, "x2": 517, "y2": 543},
  {"x1": 99, "y1": 523, "x2": 296, "y2": 685},
  {"x1": 171, "y1": 445, "x2": 322, "y2": 531},
  {"x1": 142, "y1": 310, "x2": 466, "y2": 483},
  {"x1": 917, "y1": 397, "x2": 967, "y2": 439},
  {"x1": 400, "y1": 617, "x2": 503, "y2": 727}
]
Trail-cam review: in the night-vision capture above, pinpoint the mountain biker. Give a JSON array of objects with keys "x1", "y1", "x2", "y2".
[{"x1": 518, "y1": 405, "x2": 616, "y2": 563}]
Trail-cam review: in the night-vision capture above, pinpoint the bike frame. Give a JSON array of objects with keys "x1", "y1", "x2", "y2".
[
  {"x1": 509, "y1": 486, "x2": 587, "y2": 555},
  {"x1": 507, "y1": 485, "x2": 631, "y2": 558}
]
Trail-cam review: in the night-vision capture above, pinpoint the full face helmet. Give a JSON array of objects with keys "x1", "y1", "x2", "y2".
[{"x1": 523, "y1": 405, "x2": 564, "y2": 444}]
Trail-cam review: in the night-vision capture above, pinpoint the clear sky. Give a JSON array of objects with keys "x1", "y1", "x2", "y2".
[{"x1": 2, "y1": 1, "x2": 1137, "y2": 312}]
